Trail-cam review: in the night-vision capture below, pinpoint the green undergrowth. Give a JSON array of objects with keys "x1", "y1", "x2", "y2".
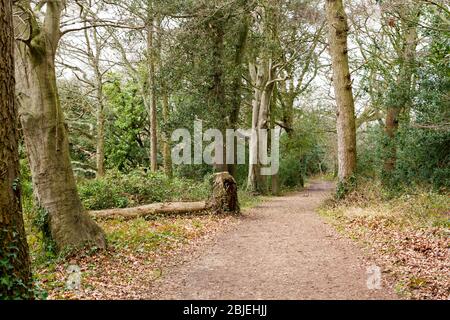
[
  {"x1": 21, "y1": 168, "x2": 266, "y2": 299},
  {"x1": 77, "y1": 169, "x2": 211, "y2": 210}
]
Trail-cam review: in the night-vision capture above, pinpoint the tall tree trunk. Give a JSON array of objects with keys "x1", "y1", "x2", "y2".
[
  {"x1": 383, "y1": 106, "x2": 400, "y2": 173},
  {"x1": 86, "y1": 27, "x2": 106, "y2": 178},
  {"x1": 257, "y1": 60, "x2": 276, "y2": 194},
  {"x1": 157, "y1": 13, "x2": 172, "y2": 178},
  {"x1": 162, "y1": 89, "x2": 172, "y2": 178},
  {"x1": 0, "y1": 0, "x2": 33, "y2": 298},
  {"x1": 227, "y1": 15, "x2": 249, "y2": 178},
  {"x1": 247, "y1": 5, "x2": 280, "y2": 194},
  {"x1": 247, "y1": 58, "x2": 276, "y2": 194},
  {"x1": 247, "y1": 60, "x2": 264, "y2": 192},
  {"x1": 326, "y1": 0, "x2": 357, "y2": 189},
  {"x1": 383, "y1": 10, "x2": 419, "y2": 177},
  {"x1": 94, "y1": 44, "x2": 106, "y2": 178},
  {"x1": 270, "y1": 84, "x2": 280, "y2": 195},
  {"x1": 81, "y1": 8, "x2": 106, "y2": 178},
  {"x1": 147, "y1": 9, "x2": 158, "y2": 172},
  {"x1": 210, "y1": 18, "x2": 228, "y2": 173},
  {"x1": 14, "y1": 1, "x2": 105, "y2": 251},
  {"x1": 95, "y1": 82, "x2": 105, "y2": 178}
]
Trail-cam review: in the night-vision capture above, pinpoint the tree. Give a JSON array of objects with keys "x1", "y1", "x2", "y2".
[
  {"x1": 14, "y1": 0, "x2": 106, "y2": 250},
  {"x1": 161, "y1": 86, "x2": 173, "y2": 178},
  {"x1": 103, "y1": 0, "x2": 164, "y2": 173},
  {"x1": 147, "y1": 4, "x2": 159, "y2": 173},
  {"x1": 0, "y1": 0, "x2": 33, "y2": 298},
  {"x1": 80, "y1": 4, "x2": 110, "y2": 178},
  {"x1": 246, "y1": 3, "x2": 280, "y2": 194},
  {"x1": 325, "y1": 0, "x2": 357, "y2": 193},
  {"x1": 153, "y1": 0, "x2": 254, "y2": 178},
  {"x1": 382, "y1": 3, "x2": 420, "y2": 180},
  {"x1": 227, "y1": 11, "x2": 249, "y2": 177},
  {"x1": 274, "y1": 3, "x2": 326, "y2": 192},
  {"x1": 58, "y1": 2, "x2": 113, "y2": 178}
]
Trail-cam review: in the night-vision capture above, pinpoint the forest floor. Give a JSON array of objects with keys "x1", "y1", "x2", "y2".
[
  {"x1": 35, "y1": 180, "x2": 448, "y2": 300},
  {"x1": 319, "y1": 181, "x2": 449, "y2": 300}
]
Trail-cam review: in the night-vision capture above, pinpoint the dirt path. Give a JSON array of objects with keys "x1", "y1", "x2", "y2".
[{"x1": 150, "y1": 181, "x2": 396, "y2": 300}]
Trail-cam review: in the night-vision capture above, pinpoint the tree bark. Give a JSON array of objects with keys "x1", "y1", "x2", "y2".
[
  {"x1": 0, "y1": 0, "x2": 33, "y2": 298},
  {"x1": 90, "y1": 202, "x2": 207, "y2": 220},
  {"x1": 326, "y1": 0, "x2": 357, "y2": 187},
  {"x1": 207, "y1": 172, "x2": 240, "y2": 214},
  {"x1": 162, "y1": 90, "x2": 173, "y2": 178},
  {"x1": 270, "y1": 85, "x2": 280, "y2": 195},
  {"x1": 247, "y1": 58, "x2": 276, "y2": 194},
  {"x1": 147, "y1": 8, "x2": 158, "y2": 172},
  {"x1": 383, "y1": 106, "x2": 400, "y2": 173},
  {"x1": 14, "y1": 1, "x2": 105, "y2": 251},
  {"x1": 247, "y1": 60, "x2": 265, "y2": 193}
]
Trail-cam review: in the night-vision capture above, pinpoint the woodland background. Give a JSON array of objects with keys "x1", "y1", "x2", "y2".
[{"x1": 0, "y1": 0, "x2": 448, "y2": 300}]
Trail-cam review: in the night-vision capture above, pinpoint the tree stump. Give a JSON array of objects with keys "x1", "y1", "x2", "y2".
[{"x1": 207, "y1": 172, "x2": 240, "y2": 214}]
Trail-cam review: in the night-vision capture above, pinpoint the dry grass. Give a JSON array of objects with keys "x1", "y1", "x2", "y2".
[{"x1": 319, "y1": 180, "x2": 450, "y2": 300}]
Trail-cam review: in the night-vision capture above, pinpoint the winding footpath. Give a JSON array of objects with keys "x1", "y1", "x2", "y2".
[{"x1": 150, "y1": 181, "x2": 396, "y2": 299}]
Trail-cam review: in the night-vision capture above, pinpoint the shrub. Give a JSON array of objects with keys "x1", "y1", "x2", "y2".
[
  {"x1": 78, "y1": 178, "x2": 129, "y2": 210},
  {"x1": 279, "y1": 155, "x2": 304, "y2": 188},
  {"x1": 77, "y1": 169, "x2": 210, "y2": 210}
]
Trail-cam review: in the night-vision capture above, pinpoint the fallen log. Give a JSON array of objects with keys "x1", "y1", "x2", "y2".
[
  {"x1": 89, "y1": 201, "x2": 207, "y2": 220},
  {"x1": 89, "y1": 172, "x2": 240, "y2": 220}
]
